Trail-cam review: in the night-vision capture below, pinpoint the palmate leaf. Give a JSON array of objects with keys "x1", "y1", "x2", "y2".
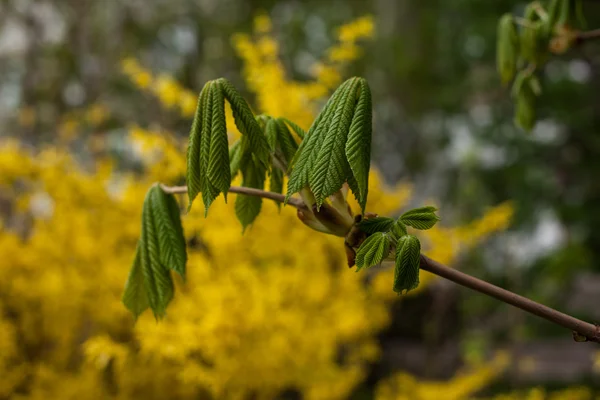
[
  {"x1": 355, "y1": 232, "x2": 391, "y2": 272},
  {"x1": 122, "y1": 186, "x2": 187, "y2": 319},
  {"x1": 358, "y1": 216, "x2": 394, "y2": 234},
  {"x1": 310, "y1": 78, "x2": 359, "y2": 208},
  {"x1": 285, "y1": 77, "x2": 372, "y2": 212},
  {"x1": 394, "y1": 234, "x2": 421, "y2": 294},
  {"x1": 399, "y1": 206, "x2": 440, "y2": 230},
  {"x1": 274, "y1": 119, "x2": 298, "y2": 165},
  {"x1": 186, "y1": 87, "x2": 208, "y2": 211},
  {"x1": 229, "y1": 139, "x2": 243, "y2": 179}
]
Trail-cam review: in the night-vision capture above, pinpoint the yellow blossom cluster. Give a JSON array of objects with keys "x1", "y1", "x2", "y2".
[{"x1": 0, "y1": 13, "x2": 534, "y2": 400}]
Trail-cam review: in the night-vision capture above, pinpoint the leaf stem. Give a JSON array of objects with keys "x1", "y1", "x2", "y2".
[
  {"x1": 159, "y1": 184, "x2": 308, "y2": 211},
  {"x1": 419, "y1": 255, "x2": 600, "y2": 343},
  {"x1": 577, "y1": 28, "x2": 600, "y2": 41}
]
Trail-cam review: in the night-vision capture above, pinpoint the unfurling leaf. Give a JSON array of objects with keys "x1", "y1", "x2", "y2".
[
  {"x1": 358, "y1": 216, "x2": 394, "y2": 234},
  {"x1": 123, "y1": 185, "x2": 187, "y2": 320},
  {"x1": 520, "y1": 4, "x2": 545, "y2": 64},
  {"x1": 399, "y1": 206, "x2": 440, "y2": 230},
  {"x1": 280, "y1": 117, "x2": 306, "y2": 140},
  {"x1": 355, "y1": 232, "x2": 391, "y2": 272},
  {"x1": 229, "y1": 139, "x2": 243, "y2": 179},
  {"x1": 391, "y1": 220, "x2": 407, "y2": 237},
  {"x1": 496, "y1": 14, "x2": 519, "y2": 85},
  {"x1": 394, "y1": 234, "x2": 421, "y2": 294},
  {"x1": 270, "y1": 167, "x2": 284, "y2": 210},
  {"x1": 286, "y1": 77, "x2": 372, "y2": 212}
]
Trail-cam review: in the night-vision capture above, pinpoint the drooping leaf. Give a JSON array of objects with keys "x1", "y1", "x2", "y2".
[
  {"x1": 186, "y1": 88, "x2": 208, "y2": 211},
  {"x1": 200, "y1": 82, "x2": 219, "y2": 214},
  {"x1": 270, "y1": 167, "x2": 284, "y2": 210},
  {"x1": 151, "y1": 185, "x2": 187, "y2": 280},
  {"x1": 496, "y1": 14, "x2": 519, "y2": 85},
  {"x1": 358, "y1": 216, "x2": 395, "y2": 234},
  {"x1": 310, "y1": 78, "x2": 359, "y2": 208},
  {"x1": 399, "y1": 206, "x2": 441, "y2": 230},
  {"x1": 285, "y1": 80, "x2": 349, "y2": 203},
  {"x1": 355, "y1": 232, "x2": 391, "y2": 272},
  {"x1": 235, "y1": 161, "x2": 265, "y2": 231},
  {"x1": 122, "y1": 242, "x2": 149, "y2": 319},
  {"x1": 394, "y1": 234, "x2": 421, "y2": 294},
  {"x1": 207, "y1": 83, "x2": 231, "y2": 199},
  {"x1": 219, "y1": 78, "x2": 270, "y2": 171},
  {"x1": 140, "y1": 189, "x2": 175, "y2": 319},
  {"x1": 512, "y1": 73, "x2": 539, "y2": 132},
  {"x1": 345, "y1": 77, "x2": 372, "y2": 212},
  {"x1": 280, "y1": 117, "x2": 305, "y2": 140},
  {"x1": 275, "y1": 119, "x2": 298, "y2": 165},
  {"x1": 520, "y1": 5, "x2": 544, "y2": 64},
  {"x1": 229, "y1": 139, "x2": 243, "y2": 179}
]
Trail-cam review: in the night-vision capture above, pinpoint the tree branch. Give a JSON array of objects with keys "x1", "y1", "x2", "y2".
[
  {"x1": 420, "y1": 255, "x2": 600, "y2": 343},
  {"x1": 159, "y1": 184, "x2": 308, "y2": 211},
  {"x1": 577, "y1": 28, "x2": 600, "y2": 41},
  {"x1": 162, "y1": 183, "x2": 599, "y2": 342}
]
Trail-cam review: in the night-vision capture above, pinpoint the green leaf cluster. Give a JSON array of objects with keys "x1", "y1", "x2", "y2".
[
  {"x1": 355, "y1": 206, "x2": 440, "y2": 294},
  {"x1": 285, "y1": 77, "x2": 372, "y2": 212},
  {"x1": 496, "y1": 0, "x2": 586, "y2": 132},
  {"x1": 122, "y1": 185, "x2": 187, "y2": 319},
  {"x1": 186, "y1": 78, "x2": 271, "y2": 224}
]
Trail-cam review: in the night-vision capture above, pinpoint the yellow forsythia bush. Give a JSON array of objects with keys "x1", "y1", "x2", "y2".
[{"x1": 0, "y1": 14, "x2": 514, "y2": 399}]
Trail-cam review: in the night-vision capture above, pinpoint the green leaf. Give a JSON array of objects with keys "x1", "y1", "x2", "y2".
[
  {"x1": 275, "y1": 119, "x2": 298, "y2": 165},
  {"x1": 235, "y1": 161, "x2": 265, "y2": 231},
  {"x1": 394, "y1": 234, "x2": 421, "y2": 294},
  {"x1": 286, "y1": 80, "x2": 349, "y2": 202},
  {"x1": 140, "y1": 189, "x2": 175, "y2": 319},
  {"x1": 270, "y1": 167, "x2": 284, "y2": 210},
  {"x1": 219, "y1": 78, "x2": 270, "y2": 172},
  {"x1": 512, "y1": 73, "x2": 538, "y2": 132},
  {"x1": 399, "y1": 206, "x2": 441, "y2": 230},
  {"x1": 280, "y1": 117, "x2": 305, "y2": 140},
  {"x1": 186, "y1": 88, "x2": 207, "y2": 211},
  {"x1": 229, "y1": 139, "x2": 243, "y2": 179},
  {"x1": 345, "y1": 78, "x2": 372, "y2": 212},
  {"x1": 200, "y1": 82, "x2": 219, "y2": 214},
  {"x1": 355, "y1": 232, "x2": 391, "y2": 272},
  {"x1": 207, "y1": 83, "x2": 231, "y2": 199},
  {"x1": 496, "y1": 14, "x2": 519, "y2": 85},
  {"x1": 390, "y1": 220, "x2": 407, "y2": 237},
  {"x1": 358, "y1": 216, "x2": 395, "y2": 234},
  {"x1": 151, "y1": 185, "x2": 187, "y2": 280},
  {"x1": 122, "y1": 242, "x2": 149, "y2": 319},
  {"x1": 310, "y1": 78, "x2": 359, "y2": 208}
]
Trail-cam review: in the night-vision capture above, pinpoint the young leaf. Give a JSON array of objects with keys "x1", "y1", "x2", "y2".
[
  {"x1": 235, "y1": 161, "x2": 265, "y2": 231},
  {"x1": 186, "y1": 88, "x2": 208, "y2": 211},
  {"x1": 207, "y1": 83, "x2": 231, "y2": 199},
  {"x1": 496, "y1": 14, "x2": 519, "y2": 85},
  {"x1": 355, "y1": 232, "x2": 391, "y2": 272},
  {"x1": 286, "y1": 80, "x2": 348, "y2": 202},
  {"x1": 140, "y1": 189, "x2": 175, "y2": 319},
  {"x1": 358, "y1": 216, "x2": 395, "y2": 234},
  {"x1": 122, "y1": 243, "x2": 149, "y2": 319},
  {"x1": 219, "y1": 78, "x2": 270, "y2": 171},
  {"x1": 200, "y1": 82, "x2": 219, "y2": 214},
  {"x1": 270, "y1": 167, "x2": 284, "y2": 210},
  {"x1": 151, "y1": 185, "x2": 187, "y2": 280},
  {"x1": 345, "y1": 77, "x2": 372, "y2": 212},
  {"x1": 274, "y1": 119, "x2": 298, "y2": 164},
  {"x1": 512, "y1": 73, "x2": 539, "y2": 132},
  {"x1": 399, "y1": 206, "x2": 441, "y2": 230},
  {"x1": 280, "y1": 117, "x2": 305, "y2": 140},
  {"x1": 394, "y1": 234, "x2": 421, "y2": 294},
  {"x1": 310, "y1": 78, "x2": 359, "y2": 208},
  {"x1": 229, "y1": 139, "x2": 243, "y2": 179},
  {"x1": 390, "y1": 220, "x2": 407, "y2": 237}
]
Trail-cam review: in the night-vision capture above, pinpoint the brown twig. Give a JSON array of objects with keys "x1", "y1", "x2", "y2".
[
  {"x1": 159, "y1": 184, "x2": 308, "y2": 211},
  {"x1": 420, "y1": 255, "x2": 600, "y2": 343},
  {"x1": 577, "y1": 28, "x2": 600, "y2": 41}
]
